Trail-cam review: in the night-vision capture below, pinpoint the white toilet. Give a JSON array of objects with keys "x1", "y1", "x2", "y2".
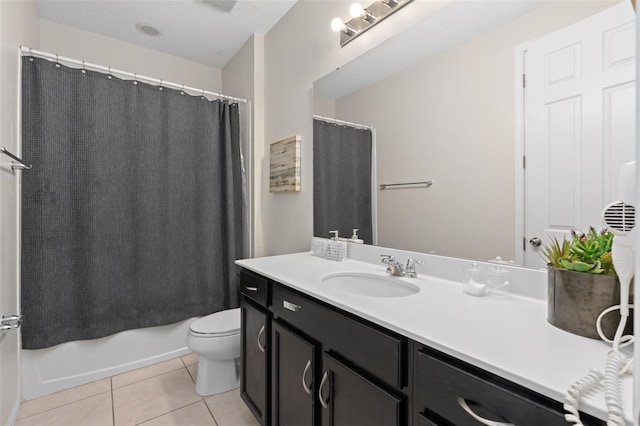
[{"x1": 187, "y1": 308, "x2": 241, "y2": 396}]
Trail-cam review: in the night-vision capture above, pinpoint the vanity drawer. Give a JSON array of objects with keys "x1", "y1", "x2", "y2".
[
  {"x1": 240, "y1": 269, "x2": 269, "y2": 307},
  {"x1": 415, "y1": 347, "x2": 599, "y2": 426},
  {"x1": 272, "y1": 283, "x2": 405, "y2": 389}
]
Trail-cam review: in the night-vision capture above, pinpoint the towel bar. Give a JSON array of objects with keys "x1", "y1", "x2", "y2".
[
  {"x1": 379, "y1": 180, "x2": 433, "y2": 190},
  {"x1": 0, "y1": 146, "x2": 31, "y2": 170}
]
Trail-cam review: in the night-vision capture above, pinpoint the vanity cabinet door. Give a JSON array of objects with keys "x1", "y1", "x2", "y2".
[
  {"x1": 319, "y1": 353, "x2": 404, "y2": 426},
  {"x1": 241, "y1": 297, "x2": 270, "y2": 425},
  {"x1": 271, "y1": 320, "x2": 317, "y2": 426}
]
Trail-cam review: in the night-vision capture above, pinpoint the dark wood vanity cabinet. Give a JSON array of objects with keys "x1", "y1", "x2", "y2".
[
  {"x1": 240, "y1": 269, "x2": 271, "y2": 425},
  {"x1": 319, "y1": 352, "x2": 404, "y2": 426},
  {"x1": 414, "y1": 346, "x2": 606, "y2": 426},
  {"x1": 239, "y1": 268, "x2": 608, "y2": 426},
  {"x1": 271, "y1": 320, "x2": 316, "y2": 426},
  {"x1": 269, "y1": 281, "x2": 410, "y2": 426}
]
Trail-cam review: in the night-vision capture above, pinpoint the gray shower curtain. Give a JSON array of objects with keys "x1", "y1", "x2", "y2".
[
  {"x1": 21, "y1": 57, "x2": 243, "y2": 349},
  {"x1": 313, "y1": 119, "x2": 373, "y2": 244}
]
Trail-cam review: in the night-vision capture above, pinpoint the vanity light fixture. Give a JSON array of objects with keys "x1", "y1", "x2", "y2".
[
  {"x1": 349, "y1": 3, "x2": 376, "y2": 23},
  {"x1": 331, "y1": 18, "x2": 357, "y2": 36},
  {"x1": 331, "y1": 0, "x2": 413, "y2": 47}
]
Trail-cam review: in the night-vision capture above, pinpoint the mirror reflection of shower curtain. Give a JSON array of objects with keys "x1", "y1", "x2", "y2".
[
  {"x1": 313, "y1": 119, "x2": 373, "y2": 244},
  {"x1": 21, "y1": 57, "x2": 245, "y2": 349}
]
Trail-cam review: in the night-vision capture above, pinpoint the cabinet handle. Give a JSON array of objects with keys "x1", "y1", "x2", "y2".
[
  {"x1": 244, "y1": 286, "x2": 258, "y2": 291},
  {"x1": 319, "y1": 372, "x2": 330, "y2": 409},
  {"x1": 257, "y1": 325, "x2": 266, "y2": 353},
  {"x1": 456, "y1": 397, "x2": 514, "y2": 426},
  {"x1": 302, "y1": 360, "x2": 312, "y2": 394},
  {"x1": 283, "y1": 300, "x2": 301, "y2": 312}
]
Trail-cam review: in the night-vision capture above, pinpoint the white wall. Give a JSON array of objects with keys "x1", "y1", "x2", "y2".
[
  {"x1": 0, "y1": 1, "x2": 40, "y2": 424},
  {"x1": 331, "y1": 1, "x2": 615, "y2": 261},
  {"x1": 39, "y1": 20, "x2": 222, "y2": 92},
  {"x1": 222, "y1": 35, "x2": 266, "y2": 257},
  {"x1": 261, "y1": 0, "x2": 453, "y2": 256},
  {"x1": 313, "y1": 95, "x2": 335, "y2": 118}
]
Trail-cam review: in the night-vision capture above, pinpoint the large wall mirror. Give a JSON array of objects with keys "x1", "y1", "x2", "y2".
[{"x1": 313, "y1": 0, "x2": 636, "y2": 268}]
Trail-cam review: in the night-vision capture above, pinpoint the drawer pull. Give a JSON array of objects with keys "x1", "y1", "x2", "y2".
[
  {"x1": 244, "y1": 286, "x2": 258, "y2": 292},
  {"x1": 456, "y1": 398, "x2": 514, "y2": 426},
  {"x1": 302, "y1": 360, "x2": 312, "y2": 394},
  {"x1": 257, "y1": 325, "x2": 266, "y2": 353},
  {"x1": 319, "y1": 372, "x2": 330, "y2": 409},
  {"x1": 283, "y1": 300, "x2": 301, "y2": 312}
]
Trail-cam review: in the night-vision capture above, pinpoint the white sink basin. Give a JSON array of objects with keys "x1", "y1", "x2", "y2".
[{"x1": 321, "y1": 272, "x2": 420, "y2": 298}]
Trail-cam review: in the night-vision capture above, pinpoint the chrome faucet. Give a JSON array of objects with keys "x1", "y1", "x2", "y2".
[
  {"x1": 381, "y1": 255, "x2": 423, "y2": 278},
  {"x1": 381, "y1": 255, "x2": 404, "y2": 276},
  {"x1": 405, "y1": 258, "x2": 424, "y2": 278}
]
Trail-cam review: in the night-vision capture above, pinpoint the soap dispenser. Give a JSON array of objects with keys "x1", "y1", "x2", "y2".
[
  {"x1": 326, "y1": 230, "x2": 347, "y2": 261},
  {"x1": 350, "y1": 228, "x2": 364, "y2": 244}
]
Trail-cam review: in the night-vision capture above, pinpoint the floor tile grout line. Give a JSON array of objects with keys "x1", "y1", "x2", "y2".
[
  {"x1": 111, "y1": 377, "x2": 116, "y2": 426},
  {"x1": 18, "y1": 355, "x2": 201, "y2": 424},
  {"x1": 17, "y1": 389, "x2": 112, "y2": 421},
  {"x1": 187, "y1": 366, "x2": 197, "y2": 384},
  {"x1": 132, "y1": 400, "x2": 206, "y2": 426},
  {"x1": 113, "y1": 366, "x2": 190, "y2": 391},
  {"x1": 202, "y1": 397, "x2": 219, "y2": 426},
  {"x1": 113, "y1": 360, "x2": 187, "y2": 389}
]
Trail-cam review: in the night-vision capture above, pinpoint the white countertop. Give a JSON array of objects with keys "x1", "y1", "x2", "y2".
[{"x1": 237, "y1": 250, "x2": 634, "y2": 423}]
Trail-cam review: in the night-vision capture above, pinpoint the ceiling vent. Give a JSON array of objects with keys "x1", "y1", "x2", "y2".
[{"x1": 203, "y1": 0, "x2": 238, "y2": 13}]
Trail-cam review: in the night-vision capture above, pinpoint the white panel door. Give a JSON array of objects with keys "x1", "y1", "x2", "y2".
[{"x1": 523, "y1": 2, "x2": 636, "y2": 268}]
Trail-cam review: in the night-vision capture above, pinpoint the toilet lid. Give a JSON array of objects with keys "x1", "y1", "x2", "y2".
[{"x1": 190, "y1": 308, "x2": 241, "y2": 335}]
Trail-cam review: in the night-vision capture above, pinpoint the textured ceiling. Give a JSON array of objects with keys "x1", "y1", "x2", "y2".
[{"x1": 36, "y1": 0, "x2": 297, "y2": 68}]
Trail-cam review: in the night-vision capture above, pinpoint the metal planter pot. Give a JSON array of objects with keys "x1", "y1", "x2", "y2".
[{"x1": 547, "y1": 266, "x2": 633, "y2": 339}]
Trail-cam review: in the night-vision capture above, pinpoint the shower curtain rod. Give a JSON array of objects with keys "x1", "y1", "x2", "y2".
[
  {"x1": 313, "y1": 114, "x2": 373, "y2": 130},
  {"x1": 20, "y1": 46, "x2": 248, "y2": 104}
]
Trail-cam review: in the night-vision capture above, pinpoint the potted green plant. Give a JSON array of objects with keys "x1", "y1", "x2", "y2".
[{"x1": 542, "y1": 227, "x2": 632, "y2": 339}]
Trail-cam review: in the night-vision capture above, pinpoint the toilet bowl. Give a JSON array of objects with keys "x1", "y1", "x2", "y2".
[{"x1": 186, "y1": 308, "x2": 241, "y2": 396}]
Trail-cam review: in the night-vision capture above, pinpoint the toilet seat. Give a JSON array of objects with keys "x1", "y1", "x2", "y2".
[{"x1": 190, "y1": 308, "x2": 240, "y2": 336}]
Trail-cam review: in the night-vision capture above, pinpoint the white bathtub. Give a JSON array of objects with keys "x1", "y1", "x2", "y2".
[{"x1": 21, "y1": 317, "x2": 198, "y2": 400}]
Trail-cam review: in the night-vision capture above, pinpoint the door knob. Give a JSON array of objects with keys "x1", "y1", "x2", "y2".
[{"x1": 529, "y1": 237, "x2": 542, "y2": 247}]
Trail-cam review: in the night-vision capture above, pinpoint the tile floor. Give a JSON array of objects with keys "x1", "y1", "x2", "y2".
[{"x1": 16, "y1": 353, "x2": 260, "y2": 426}]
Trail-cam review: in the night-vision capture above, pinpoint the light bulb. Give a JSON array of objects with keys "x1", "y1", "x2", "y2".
[
  {"x1": 349, "y1": 2, "x2": 375, "y2": 23},
  {"x1": 349, "y1": 2, "x2": 365, "y2": 18},
  {"x1": 331, "y1": 17, "x2": 345, "y2": 33}
]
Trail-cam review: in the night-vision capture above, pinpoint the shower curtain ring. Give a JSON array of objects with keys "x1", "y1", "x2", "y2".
[
  {"x1": 81, "y1": 60, "x2": 86, "y2": 73},
  {"x1": 133, "y1": 73, "x2": 138, "y2": 85},
  {"x1": 181, "y1": 84, "x2": 185, "y2": 95},
  {"x1": 159, "y1": 80, "x2": 163, "y2": 91},
  {"x1": 55, "y1": 54, "x2": 60, "y2": 68},
  {"x1": 201, "y1": 88, "x2": 206, "y2": 100},
  {"x1": 107, "y1": 67, "x2": 112, "y2": 79}
]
